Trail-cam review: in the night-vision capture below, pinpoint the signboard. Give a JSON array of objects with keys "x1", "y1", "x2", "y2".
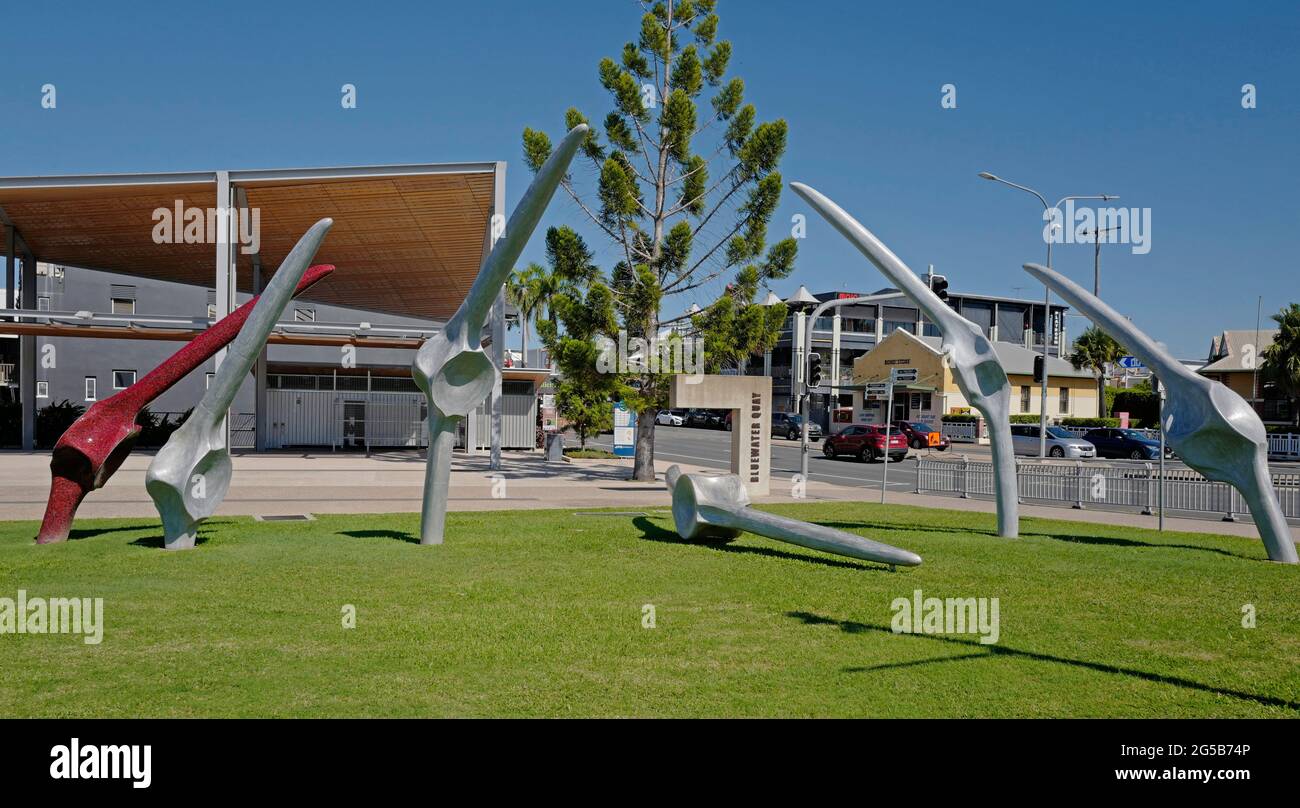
[
  {"x1": 612, "y1": 402, "x2": 636, "y2": 457},
  {"x1": 890, "y1": 367, "x2": 918, "y2": 384},
  {"x1": 1118, "y1": 356, "x2": 1144, "y2": 370}
]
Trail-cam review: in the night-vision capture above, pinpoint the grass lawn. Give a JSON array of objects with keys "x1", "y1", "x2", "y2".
[{"x1": 0, "y1": 502, "x2": 1297, "y2": 717}]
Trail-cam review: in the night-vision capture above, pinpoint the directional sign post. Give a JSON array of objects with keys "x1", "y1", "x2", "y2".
[
  {"x1": 1118, "y1": 356, "x2": 1144, "y2": 370},
  {"x1": 880, "y1": 368, "x2": 916, "y2": 503}
]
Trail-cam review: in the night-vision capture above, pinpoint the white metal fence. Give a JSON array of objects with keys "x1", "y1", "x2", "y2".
[
  {"x1": 941, "y1": 420, "x2": 1300, "y2": 460},
  {"x1": 940, "y1": 421, "x2": 980, "y2": 442},
  {"x1": 916, "y1": 456, "x2": 1300, "y2": 521}
]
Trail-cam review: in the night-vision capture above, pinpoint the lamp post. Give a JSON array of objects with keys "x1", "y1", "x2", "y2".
[{"x1": 978, "y1": 172, "x2": 1118, "y2": 457}]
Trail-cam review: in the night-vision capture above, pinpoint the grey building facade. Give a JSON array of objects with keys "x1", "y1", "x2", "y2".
[{"x1": 11, "y1": 263, "x2": 541, "y2": 451}]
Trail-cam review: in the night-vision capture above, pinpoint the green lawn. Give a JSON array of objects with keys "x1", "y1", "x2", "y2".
[{"x1": 1, "y1": 502, "x2": 1297, "y2": 717}]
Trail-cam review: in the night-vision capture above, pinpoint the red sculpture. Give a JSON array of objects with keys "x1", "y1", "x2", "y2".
[{"x1": 35, "y1": 264, "x2": 336, "y2": 544}]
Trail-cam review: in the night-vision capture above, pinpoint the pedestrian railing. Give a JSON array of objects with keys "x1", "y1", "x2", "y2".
[
  {"x1": 915, "y1": 456, "x2": 1300, "y2": 521},
  {"x1": 940, "y1": 421, "x2": 979, "y2": 443}
]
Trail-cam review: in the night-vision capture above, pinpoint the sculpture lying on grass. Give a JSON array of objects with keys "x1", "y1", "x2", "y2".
[
  {"x1": 1023, "y1": 263, "x2": 1297, "y2": 564},
  {"x1": 665, "y1": 465, "x2": 922, "y2": 567},
  {"x1": 34, "y1": 265, "x2": 334, "y2": 544},
  {"x1": 145, "y1": 219, "x2": 333, "y2": 549},
  {"x1": 412, "y1": 124, "x2": 587, "y2": 545},
  {"x1": 791, "y1": 182, "x2": 1019, "y2": 538}
]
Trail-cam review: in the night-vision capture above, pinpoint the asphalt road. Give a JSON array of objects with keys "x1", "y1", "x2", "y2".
[
  {"x1": 587, "y1": 423, "x2": 1299, "y2": 500},
  {"x1": 590, "y1": 423, "x2": 936, "y2": 494}
]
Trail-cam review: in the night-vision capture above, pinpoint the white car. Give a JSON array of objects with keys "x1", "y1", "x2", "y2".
[
  {"x1": 1011, "y1": 424, "x2": 1096, "y2": 458},
  {"x1": 656, "y1": 409, "x2": 686, "y2": 426}
]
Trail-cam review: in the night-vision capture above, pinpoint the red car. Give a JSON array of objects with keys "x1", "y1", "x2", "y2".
[{"x1": 823, "y1": 424, "x2": 909, "y2": 463}]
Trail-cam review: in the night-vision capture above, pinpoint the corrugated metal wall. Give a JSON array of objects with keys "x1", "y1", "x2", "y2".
[{"x1": 265, "y1": 387, "x2": 535, "y2": 450}]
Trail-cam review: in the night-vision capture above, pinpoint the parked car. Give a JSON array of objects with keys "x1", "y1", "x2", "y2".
[
  {"x1": 701, "y1": 409, "x2": 728, "y2": 429},
  {"x1": 1010, "y1": 424, "x2": 1097, "y2": 458},
  {"x1": 684, "y1": 408, "x2": 712, "y2": 428},
  {"x1": 1082, "y1": 427, "x2": 1167, "y2": 460},
  {"x1": 772, "y1": 412, "x2": 821, "y2": 442},
  {"x1": 823, "y1": 424, "x2": 908, "y2": 463},
  {"x1": 655, "y1": 409, "x2": 686, "y2": 426},
  {"x1": 892, "y1": 420, "x2": 950, "y2": 451}
]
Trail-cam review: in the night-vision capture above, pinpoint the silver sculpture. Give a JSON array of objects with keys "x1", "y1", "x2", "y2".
[
  {"x1": 665, "y1": 465, "x2": 922, "y2": 567},
  {"x1": 146, "y1": 219, "x2": 333, "y2": 549},
  {"x1": 791, "y1": 182, "x2": 1019, "y2": 538},
  {"x1": 413, "y1": 124, "x2": 588, "y2": 545},
  {"x1": 1024, "y1": 262, "x2": 1298, "y2": 564}
]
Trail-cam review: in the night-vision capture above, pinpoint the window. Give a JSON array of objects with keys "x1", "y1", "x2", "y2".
[
  {"x1": 109, "y1": 284, "x2": 136, "y2": 314},
  {"x1": 294, "y1": 307, "x2": 316, "y2": 322},
  {"x1": 36, "y1": 381, "x2": 49, "y2": 398},
  {"x1": 207, "y1": 303, "x2": 217, "y2": 319},
  {"x1": 84, "y1": 377, "x2": 97, "y2": 401},
  {"x1": 1020, "y1": 385, "x2": 1031, "y2": 413},
  {"x1": 37, "y1": 296, "x2": 50, "y2": 311},
  {"x1": 1059, "y1": 386, "x2": 1070, "y2": 414},
  {"x1": 113, "y1": 370, "x2": 136, "y2": 389}
]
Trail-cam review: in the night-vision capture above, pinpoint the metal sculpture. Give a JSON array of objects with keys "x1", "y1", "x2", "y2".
[
  {"x1": 791, "y1": 182, "x2": 1020, "y2": 538},
  {"x1": 145, "y1": 219, "x2": 333, "y2": 549},
  {"x1": 34, "y1": 265, "x2": 334, "y2": 544},
  {"x1": 664, "y1": 465, "x2": 922, "y2": 566},
  {"x1": 1023, "y1": 262, "x2": 1298, "y2": 564},
  {"x1": 413, "y1": 124, "x2": 587, "y2": 545}
]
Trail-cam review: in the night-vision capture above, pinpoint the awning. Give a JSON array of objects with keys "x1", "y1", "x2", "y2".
[{"x1": 0, "y1": 160, "x2": 502, "y2": 322}]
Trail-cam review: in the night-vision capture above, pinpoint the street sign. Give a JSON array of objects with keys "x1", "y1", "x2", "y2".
[
  {"x1": 890, "y1": 367, "x2": 918, "y2": 383},
  {"x1": 1118, "y1": 356, "x2": 1144, "y2": 370},
  {"x1": 865, "y1": 382, "x2": 891, "y2": 394}
]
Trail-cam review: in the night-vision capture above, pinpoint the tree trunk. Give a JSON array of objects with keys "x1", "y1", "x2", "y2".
[
  {"x1": 632, "y1": 406, "x2": 657, "y2": 481},
  {"x1": 1097, "y1": 370, "x2": 1106, "y2": 418}
]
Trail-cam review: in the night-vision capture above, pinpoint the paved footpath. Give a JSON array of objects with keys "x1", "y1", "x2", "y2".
[{"x1": 0, "y1": 449, "x2": 1294, "y2": 546}]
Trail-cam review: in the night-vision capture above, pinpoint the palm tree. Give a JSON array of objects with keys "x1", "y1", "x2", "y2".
[
  {"x1": 1069, "y1": 326, "x2": 1126, "y2": 417},
  {"x1": 505, "y1": 264, "x2": 546, "y2": 367},
  {"x1": 1261, "y1": 302, "x2": 1300, "y2": 427}
]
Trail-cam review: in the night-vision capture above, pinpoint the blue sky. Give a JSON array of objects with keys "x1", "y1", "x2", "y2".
[{"x1": 1, "y1": 0, "x2": 1296, "y2": 357}]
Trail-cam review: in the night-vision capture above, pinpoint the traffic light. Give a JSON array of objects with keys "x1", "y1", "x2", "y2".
[
  {"x1": 1033, "y1": 354, "x2": 1045, "y2": 384},
  {"x1": 807, "y1": 353, "x2": 823, "y2": 389},
  {"x1": 929, "y1": 274, "x2": 949, "y2": 302}
]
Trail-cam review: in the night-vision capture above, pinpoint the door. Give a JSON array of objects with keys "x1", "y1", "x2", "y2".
[{"x1": 342, "y1": 401, "x2": 366, "y2": 449}]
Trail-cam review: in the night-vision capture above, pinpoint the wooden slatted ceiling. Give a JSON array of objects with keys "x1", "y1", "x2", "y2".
[{"x1": 0, "y1": 170, "x2": 495, "y2": 321}]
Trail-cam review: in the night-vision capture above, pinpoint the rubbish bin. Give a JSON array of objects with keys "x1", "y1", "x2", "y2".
[{"x1": 545, "y1": 432, "x2": 564, "y2": 462}]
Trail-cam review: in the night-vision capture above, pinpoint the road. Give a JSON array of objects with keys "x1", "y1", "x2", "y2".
[{"x1": 590, "y1": 423, "x2": 938, "y2": 494}]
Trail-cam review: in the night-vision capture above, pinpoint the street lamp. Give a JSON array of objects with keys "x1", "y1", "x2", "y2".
[{"x1": 979, "y1": 172, "x2": 1118, "y2": 457}]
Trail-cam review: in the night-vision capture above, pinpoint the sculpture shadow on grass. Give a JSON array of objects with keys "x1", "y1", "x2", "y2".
[
  {"x1": 633, "y1": 516, "x2": 890, "y2": 573},
  {"x1": 816, "y1": 520, "x2": 1000, "y2": 539},
  {"x1": 785, "y1": 611, "x2": 1300, "y2": 711},
  {"x1": 126, "y1": 518, "x2": 235, "y2": 548},
  {"x1": 1019, "y1": 530, "x2": 1251, "y2": 560},
  {"x1": 337, "y1": 529, "x2": 419, "y2": 545},
  {"x1": 65, "y1": 524, "x2": 158, "y2": 541}
]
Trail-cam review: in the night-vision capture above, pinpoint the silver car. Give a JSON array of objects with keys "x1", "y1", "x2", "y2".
[{"x1": 1011, "y1": 424, "x2": 1096, "y2": 458}]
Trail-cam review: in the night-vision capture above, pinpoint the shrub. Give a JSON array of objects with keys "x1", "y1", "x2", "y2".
[
  {"x1": 136, "y1": 408, "x2": 192, "y2": 447},
  {"x1": 941, "y1": 414, "x2": 980, "y2": 423},
  {"x1": 0, "y1": 400, "x2": 19, "y2": 447},
  {"x1": 1109, "y1": 388, "x2": 1159, "y2": 424},
  {"x1": 1009, "y1": 415, "x2": 1040, "y2": 424},
  {"x1": 1059, "y1": 417, "x2": 1120, "y2": 428},
  {"x1": 35, "y1": 400, "x2": 86, "y2": 448}
]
